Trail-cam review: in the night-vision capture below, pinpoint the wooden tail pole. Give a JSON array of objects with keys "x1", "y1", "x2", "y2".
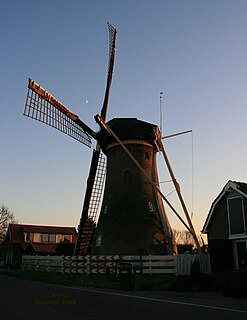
[{"x1": 156, "y1": 134, "x2": 201, "y2": 253}]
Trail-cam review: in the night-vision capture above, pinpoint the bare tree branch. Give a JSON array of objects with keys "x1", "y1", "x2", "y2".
[
  {"x1": 173, "y1": 229, "x2": 202, "y2": 248},
  {"x1": 0, "y1": 205, "x2": 17, "y2": 243}
]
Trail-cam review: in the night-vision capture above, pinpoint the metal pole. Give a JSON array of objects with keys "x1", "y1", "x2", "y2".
[
  {"x1": 162, "y1": 130, "x2": 192, "y2": 140},
  {"x1": 160, "y1": 92, "x2": 163, "y2": 136}
]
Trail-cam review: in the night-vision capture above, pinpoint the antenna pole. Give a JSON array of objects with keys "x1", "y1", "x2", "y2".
[{"x1": 159, "y1": 92, "x2": 163, "y2": 136}]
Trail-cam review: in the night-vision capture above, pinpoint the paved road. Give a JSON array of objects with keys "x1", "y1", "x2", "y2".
[{"x1": 1, "y1": 274, "x2": 247, "y2": 320}]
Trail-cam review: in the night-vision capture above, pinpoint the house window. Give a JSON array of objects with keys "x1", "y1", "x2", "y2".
[
  {"x1": 95, "y1": 234, "x2": 102, "y2": 247},
  {"x1": 49, "y1": 234, "x2": 56, "y2": 242},
  {"x1": 26, "y1": 232, "x2": 34, "y2": 242},
  {"x1": 40, "y1": 233, "x2": 57, "y2": 242},
  {"x1": 235, "y1": 241, "x2": 247, "y2": 271},
  {"x1": 56, "y1": 234, "x2": 63, "y2": 243},
  {"x1": 33, "y1": 233, "x2": 41, "y2": 242},
  {"x1": 64, "y1": 234, "x2": 72, "y2": 242},
  {"x1": 41, "y1": 233, "x2": 49, "y2": 242},
  {"x1": 228, "y1": 197, "x2": 246, "y2": 235},
  {"x1": 41, "y1": 234, "x2": 49, "y2": 242}
]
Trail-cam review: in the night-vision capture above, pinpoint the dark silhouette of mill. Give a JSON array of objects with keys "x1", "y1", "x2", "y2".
[
  {"x1": 23, "y1": 23, "x2": 183, "y2": 257},
  {"x1": 92, "y1": 118, "x2": 175, "y2": 255}
]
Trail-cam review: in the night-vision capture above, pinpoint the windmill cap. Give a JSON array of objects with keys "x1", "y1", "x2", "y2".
[{"x1": 97, "y1": 118, "x2": 159, "y2": 152}]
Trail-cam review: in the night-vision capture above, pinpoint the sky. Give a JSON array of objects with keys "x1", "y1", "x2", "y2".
[{"x1": 1, "y1": 0, "x2": 247, "y2": 237}]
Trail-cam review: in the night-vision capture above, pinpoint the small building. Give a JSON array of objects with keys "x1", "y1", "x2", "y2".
[
  {"x1": 202, "y1": 180, "x2": 247, "y2": 273},
  {"x1": 5, "y1": 224, "x2": 77, "y2": 268}
]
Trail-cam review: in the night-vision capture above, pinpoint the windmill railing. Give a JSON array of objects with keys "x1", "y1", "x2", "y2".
[{"x1": 22, "y1": 254, "x2": 211, "y2": 275}]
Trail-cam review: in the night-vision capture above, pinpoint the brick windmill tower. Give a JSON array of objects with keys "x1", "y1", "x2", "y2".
[
  {"x1": 91, "y1": 118, "x2": 176, "y2": 255},
  {"x1": 23, "y1": 23, "x2": 200, "y2": 256}
]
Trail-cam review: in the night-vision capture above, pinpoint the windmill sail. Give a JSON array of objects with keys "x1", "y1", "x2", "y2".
[
  {"x1": 24, "y1": 79, "x2": 94, "y2": 147},
  {"x1": 74, "y1": 151, "x2": 106, "y2": 255},
  {"x1": 100, "y1": 22, "x2": 117, "y2": 121},
  {"x1": 74, "y1": 22, "x2": 117, "y2": 255}
]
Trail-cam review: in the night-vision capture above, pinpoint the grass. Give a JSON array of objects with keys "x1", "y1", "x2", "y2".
[{"x1": 0, "y1": 269, "x2": 175, "y2": 291}]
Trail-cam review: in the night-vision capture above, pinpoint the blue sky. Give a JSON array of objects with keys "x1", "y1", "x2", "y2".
[{"x1": 1, "y1": 0, "x2": 247, "y2": 236}]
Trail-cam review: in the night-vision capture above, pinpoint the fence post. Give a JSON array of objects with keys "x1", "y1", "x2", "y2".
[
  {"x1": 149, "y1": 255, "x2": 152, "y2": 276},
  {"x1": 61, "y1": 255, "x2": 64, "y2": 273},
  {"x1": 35, "y1": 256, "x2": 39, "y2": 271}
]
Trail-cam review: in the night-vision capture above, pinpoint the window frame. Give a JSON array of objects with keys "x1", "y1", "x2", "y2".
[
  {"x1": 49, "y1": 234, "x2": 56, "y2": 243},
  {"x1": 25, "y1": 232, "x2": 34, "y2": 242},
  {"x1": 148, "y1": 201, "x2": 155, "y2": 212},
  {"x1": 227, "y1": 196, "x2": 246, "y2": 238}
]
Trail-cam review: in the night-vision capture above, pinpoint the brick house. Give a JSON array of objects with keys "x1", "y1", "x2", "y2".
[
  {"x1": 202, "y1": 180, "x2": 247, "y2": 273},
  {"x1": 5, "y1": 224, "x2": 77, "y2": 268}
]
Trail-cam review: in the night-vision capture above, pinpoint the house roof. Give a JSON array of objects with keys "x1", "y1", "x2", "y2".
[
  {"x1": 7, "y1": 223, "x2": 77, "y2": 244},
  {"x1": 202, "y1": 180, "x2": 247, "y2": 234}
]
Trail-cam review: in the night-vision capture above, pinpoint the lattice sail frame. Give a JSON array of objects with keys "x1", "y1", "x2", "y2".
[
  {"x1": 87, "y1": 152, "x2": 107, "y2": 222},
  {"x1": 24, "y1": 79, "x2": 92, "y2": 147},
  {"x1": 100, "y1": 22, "x2": 117, "y2": 121},
  {"x1": 106, "y1": 22, "x2": 117, "y2": 75}
]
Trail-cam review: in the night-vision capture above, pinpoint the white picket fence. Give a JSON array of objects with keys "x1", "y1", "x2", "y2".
[{"x1": 22, "y1": 254, "x2": 211, "y2": 275}]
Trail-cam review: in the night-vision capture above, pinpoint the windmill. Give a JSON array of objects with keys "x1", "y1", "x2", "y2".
[{"x1": 23, "y1": 23, "x2": 200, "y2": 256}]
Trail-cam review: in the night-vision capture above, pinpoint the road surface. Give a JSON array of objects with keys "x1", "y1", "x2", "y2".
[{"x1": 1, "y1": 274, "x2": 247, "y2": 319}]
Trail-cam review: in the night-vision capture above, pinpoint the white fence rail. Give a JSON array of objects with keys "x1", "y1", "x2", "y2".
[
  {"x1": 22, "y1": 254, "x2": 211, "y2": 275},
  {"x1": 22, "y1": 255, "x2": 63, "y2": 272}
]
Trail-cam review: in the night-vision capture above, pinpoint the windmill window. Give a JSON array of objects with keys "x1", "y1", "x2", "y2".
[
  {"x1": 228, "y1": 197, "x2": 246, "y2": 236},
  {"x1": 124, "y1": 170, "x2": 132, "y2": 183},
  {"x1": 144, "y1": 152, "x2": 150, "y2": 159},
  {"x1": 95, "y1": 234, "x2": 102, "y2": 247},
  {"x1": 148, "y1": 201, "x2": 155, "y2": 212}
]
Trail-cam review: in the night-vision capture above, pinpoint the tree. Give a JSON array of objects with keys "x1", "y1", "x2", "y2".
[
  {"x1": 0, "y1": 205, "x2": 17, "y2": 243},
  {"x1": 56, "y1": 240, "x2": 75, "y2": 255},
  {"x1": 173, "y1": 229, "x2": 203, "y2": 253}
]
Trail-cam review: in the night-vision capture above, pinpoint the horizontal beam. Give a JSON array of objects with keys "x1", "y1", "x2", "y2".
[{"x1": 162, "y1": 130, "x2": 192, "y2": 140}]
